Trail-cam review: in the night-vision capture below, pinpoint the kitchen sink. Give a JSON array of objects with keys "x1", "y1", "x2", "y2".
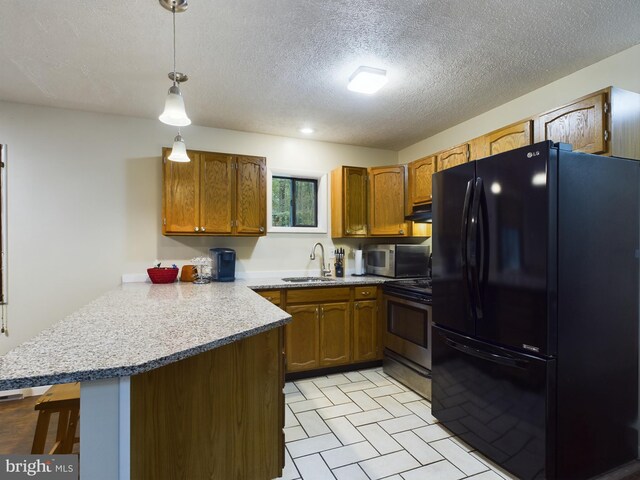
[{"x1": 281, "y1": 276, "x2": 334, "y2": 283}]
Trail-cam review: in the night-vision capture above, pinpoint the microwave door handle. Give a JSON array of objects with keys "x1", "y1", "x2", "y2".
[
  {"x1": 461, "y1": 179, "x2": 474, "y2": 317},
  {"x1": 469, "y1": 177, "x2": 483, "y2": 320}
]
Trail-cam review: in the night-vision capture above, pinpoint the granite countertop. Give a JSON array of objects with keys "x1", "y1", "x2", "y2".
[{"x1": 0, "y1": 282, "x2": 292, "y2": 390}]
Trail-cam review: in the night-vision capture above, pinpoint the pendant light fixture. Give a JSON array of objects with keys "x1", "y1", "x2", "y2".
[
  {"x1": 159, "y1": 0, "x2": 191, "y2": 127},
  {"x1": 168, "y1": 130, "x2": 190, "y2": 162}
]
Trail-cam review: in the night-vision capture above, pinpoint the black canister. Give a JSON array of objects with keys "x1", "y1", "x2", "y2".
[{"x1": 209, "y1": 248, "x2": 236, "y2": 282}]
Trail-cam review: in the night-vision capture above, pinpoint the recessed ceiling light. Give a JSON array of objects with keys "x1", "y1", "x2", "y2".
[
  {"x1": 299, "y1": 127, "x2": 315, "y2": 134},
  {"x1": 347, "y1": 66, "x2": 388, "y2": 94}
]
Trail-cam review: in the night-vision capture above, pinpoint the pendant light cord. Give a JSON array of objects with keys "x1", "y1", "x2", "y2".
[{"x1": 172, "y1": 6, "x2": 177, "y2": 85}]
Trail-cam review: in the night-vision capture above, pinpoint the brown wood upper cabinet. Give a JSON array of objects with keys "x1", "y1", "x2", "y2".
[
  {"x1": 437, "y1": 144, "x2": 469, "y2": 171},
  {"x1": 487, "y1": 120, "x2": 534, "y2": 157},
  {"x1": 332, "y1": 165, "x2": 422, "y2": 238},
  {"x1": 534, "y1": 91, "x2": 607, "y2": 155},
  {"x1": 331, "y1": 166, "x2": 368, "y2": 237},
  {"x1": 368, "y1": 165, "x2": 409, "y2": 236},
  {"x1": 407, "y1": 155, "x2": 436, "y2": 206},
  {"x1": 163, "y1": 149, "x2": 266, "y2": 236},
  {"x1": 411, "y1": 87, "x2": 639, "y2": 186},
  {"x1": 235, "y1": 155, "x2": 267, "y2": 235},
  {"x1": 534, "y1": 87, "x2": 640, "y2": 160},
  {"x1": 199, "y1": 152, "x2": 234, "y2": 234},
  {"x1": 467, "y1": 120, "x2": 534, "y2": 162}
]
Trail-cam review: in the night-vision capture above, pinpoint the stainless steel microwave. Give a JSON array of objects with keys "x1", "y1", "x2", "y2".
[{"x1": 364, "y1": 244, "x2": 430, "y2": 278}]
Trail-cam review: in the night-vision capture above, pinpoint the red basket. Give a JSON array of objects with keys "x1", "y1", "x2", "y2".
[{"x1": 147, "y1": 267, "x2": 179, "y2": 284}]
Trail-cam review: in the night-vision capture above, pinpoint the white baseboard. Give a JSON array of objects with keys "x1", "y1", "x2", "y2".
[{"x1": 0, "y1": 385, "x2": 50, "y2": 399}]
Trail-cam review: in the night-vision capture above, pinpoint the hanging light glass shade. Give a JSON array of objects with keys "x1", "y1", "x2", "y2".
[
  {"x1": 168, "y1": 133, "x2": 190, "y2": 162},
  {"x1": 159, "y1": 85, "x2": 191, "y2": 126}
]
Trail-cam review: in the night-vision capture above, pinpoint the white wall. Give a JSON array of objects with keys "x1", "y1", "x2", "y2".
[
  {"x1": 4, "y1": 43, "x2": 638, "y2": 356},
  {"x1": 0, "y1": 102, "x2": 397, "y2": 354},
  {"x1": 399, "y1": 44, "x2": 640, "y2": 163}
]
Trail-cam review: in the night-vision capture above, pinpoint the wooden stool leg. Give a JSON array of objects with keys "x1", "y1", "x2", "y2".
[
  {"x1": 56, "y1": 410, "x2": 70, "y2": 443},
  {"x1": 61, "y1": 407, "x2": 79, "y2": 454},
  {"x1": 31, "y1": 410, "x2": 52, "y2": 454},
  {"x1": 48, "y1": 409, "x2": 70, "y2": 454}
]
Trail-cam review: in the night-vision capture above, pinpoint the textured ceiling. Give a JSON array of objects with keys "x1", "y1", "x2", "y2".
[{"x1": 1, "y1": 1, "x2": 640, "y2": 150}]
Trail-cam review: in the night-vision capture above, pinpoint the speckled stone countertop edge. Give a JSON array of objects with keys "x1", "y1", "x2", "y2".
[
  {"x1": 242, "y1": 275, "x2": 388, "y2": 290},
  {"x1": 0, "y1": 316, "x2": 291, "y2": 391}
]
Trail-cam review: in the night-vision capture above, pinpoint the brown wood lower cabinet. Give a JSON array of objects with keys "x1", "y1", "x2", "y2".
[
  {"x1": 353, "y1": 300, "x2": 378, "y2": 362},
  {"x1": 258, "y1": 289, "x2": 281, "y2": 306},
  {"x1": 319, "y1": 302, "x2": 351, "y2": 367},
  {"x1": 130, "y1": 327, "x2": 284, "y2": 480},
  {"x1": 285, "y1": 304, "x2": 320, "y2": 372},
  {"x1": 285, "y1": 301, "x2": 351, "y2": 371},
  {"x1": 274, "y1": 285, "x2": 381, "y2": 374}
]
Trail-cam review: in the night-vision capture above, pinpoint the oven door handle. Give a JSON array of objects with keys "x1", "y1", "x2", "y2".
[
  {"x1": 444, "y1": 338, "x2": 527, "y2": 369},
  {"x1": 460, "y1": 179, "x2": 474, "y2": 317}
]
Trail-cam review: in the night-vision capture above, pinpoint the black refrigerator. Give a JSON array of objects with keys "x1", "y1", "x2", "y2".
[{"x1": 431, "y1": 141, "x2": 639, "y2": 480}]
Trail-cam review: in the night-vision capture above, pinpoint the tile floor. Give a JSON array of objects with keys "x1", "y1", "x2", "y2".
[{"x1": 275, "y1": 367, "x2": 516, "y2": 480}]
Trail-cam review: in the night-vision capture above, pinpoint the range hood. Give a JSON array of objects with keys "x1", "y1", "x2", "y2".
[{"x1": 405, "y1": 203, "x2": 432, "y2": 223}]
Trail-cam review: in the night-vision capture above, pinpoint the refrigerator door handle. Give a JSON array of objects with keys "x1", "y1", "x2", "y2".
[
  {"x1": 444, "y1": 338, "x2": 527, "y2": 369},
  {"x1": 469, "y1": 177, "x2": 484, "y2": 319},
  {"x1": 461, "y1": 179, "x2": 474, "y2": 316}
]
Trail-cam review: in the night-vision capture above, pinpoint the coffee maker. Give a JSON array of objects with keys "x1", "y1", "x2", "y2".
[{"x1": 209, "y1": 248, "x2": 236, "y2": 282}]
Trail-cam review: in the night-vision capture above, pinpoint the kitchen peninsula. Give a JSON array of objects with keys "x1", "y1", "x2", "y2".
[{"x1": 0, "y1": 282, "x2": 292, "y2": 480}]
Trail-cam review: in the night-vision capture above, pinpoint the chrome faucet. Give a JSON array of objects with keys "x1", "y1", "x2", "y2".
[{"x1": 310, "y1": 242, "x2": 332, "y2": 277}]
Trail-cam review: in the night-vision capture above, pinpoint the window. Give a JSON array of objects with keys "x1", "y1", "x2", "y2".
[
  {"x1": 268, "y1": 168, "x2": 328, "y2": 233},
  {"x1": 272, "y1": 176, "x2": 318, "y2": 227}
]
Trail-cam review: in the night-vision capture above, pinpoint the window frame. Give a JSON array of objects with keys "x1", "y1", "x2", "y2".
[
  {"x1": 272, "y1": 176, "x2": 319, "y2": 228},
  {"x1": 267, "y1": 167, "x2": 328, "y2": 234}
]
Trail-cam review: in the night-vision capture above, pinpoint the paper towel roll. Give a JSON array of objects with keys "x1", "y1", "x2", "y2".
[{"x1": 355, "y1": 250, "x2": 364, "y2": 275}]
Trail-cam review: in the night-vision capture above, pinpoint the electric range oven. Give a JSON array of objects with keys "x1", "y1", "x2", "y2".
[{"x1": 382, "y1": 278, "x2": 432, "y2": 400}]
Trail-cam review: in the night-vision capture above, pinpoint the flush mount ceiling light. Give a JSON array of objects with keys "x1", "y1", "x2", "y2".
[
  {"x1": 347, "y1": 66, "x2": 388, "y2": 94},
  {"x1": 168, "y1": 131, "x2": 190, "y2": 162},
  {"x1": 299, "y1": 127, "x2": 315, "y2": 134},
  {"x1": 158, "y1": 0, "x2": 191, "y2": 127}
]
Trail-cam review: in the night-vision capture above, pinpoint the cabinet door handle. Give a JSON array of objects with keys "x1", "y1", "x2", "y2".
[
  {"x1": 361, "y1": 291, "x2": 371, "y2": 296},
  {"x1": 399, "y1": 229, "x2": 404, "y2": 234},
  {"x1": 194, "y1": 227, "x2": 200, "y2": 232},
  {"x1": 201, "y1": 227, "x2": 206, "y2": 232},
  {"x1": 346, "y1": 229, "x2": 351, "y2": 234},
  {"x1": 259, "y1": 226, "x2": 265, "y2": 232},
  {"x1": 355, "y1": 303, "x2": 359, "y2": 309},
  {"x1": 265, "y1": 296, "x2": 273, "y2": 301}
]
